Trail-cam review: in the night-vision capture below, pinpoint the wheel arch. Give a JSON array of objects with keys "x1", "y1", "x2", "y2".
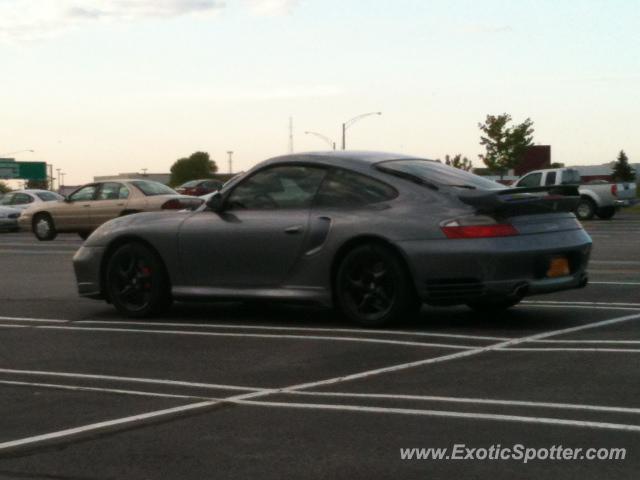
[
  {"x1": 99, "y1": 235, "x2": 172, "y2": 299},
  {"x1": 330, "y1": 235, "x2": 417, "y2": 302}
]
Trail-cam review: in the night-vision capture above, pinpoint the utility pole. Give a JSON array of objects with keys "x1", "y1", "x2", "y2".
[
  {"x1": 47, "y1": 164, "x2": 53, "y2": 190},
  {"x1": 56, "y1": 168, "x2": 61, "y2": 190},
  {"x1": 227, "y1": 151, "x2": 234, "y2": 174},
  {"x1": 289, "y1": 116, "x2": 294, "y2": 154},
  {"x1": 141, "y1": 168, "x2": 148, "y2": 177}
]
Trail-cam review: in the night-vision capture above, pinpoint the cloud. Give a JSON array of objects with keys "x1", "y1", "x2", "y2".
[
  {"x1": 245, "y1": 0, "x2": 299, "y2": 16},
  {"x1": 0, "y1": 0, "x2": 225, "y2": 42}
]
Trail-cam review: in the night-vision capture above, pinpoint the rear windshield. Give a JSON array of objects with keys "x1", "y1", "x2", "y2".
[
  {"x1": 180, "y1": 180, "x2": 200, "y2": 188},
  {"x1": 36, "y1": 192, "x2": 63, "y2": 202},
  {"x1": 377, "y1": 159, "x2": 505, "y2": 190},
  {"x1": 131, "y1": 181, "x2": 176, "y2": 196}
]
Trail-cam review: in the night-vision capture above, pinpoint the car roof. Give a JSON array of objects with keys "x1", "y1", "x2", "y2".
[{"x1": 260, "y1": 151, "x2": 426, "y2": 172}]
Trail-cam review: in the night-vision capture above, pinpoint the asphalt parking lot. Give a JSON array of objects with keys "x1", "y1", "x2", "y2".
[{"x1": 0, "y1": 215, "x2": 639, "y2": 479}]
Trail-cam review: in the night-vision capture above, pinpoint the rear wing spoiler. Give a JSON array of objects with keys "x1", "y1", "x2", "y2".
[{"x1": 457, "y1": 185, "x2": 581, "y2": 216}]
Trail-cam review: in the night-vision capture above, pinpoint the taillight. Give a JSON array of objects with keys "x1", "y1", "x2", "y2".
[
  {"x1": 441, "y1": 216, "x2": 519, "y2": 239},
  {"x1": 611, "y1": 184, "x2": 618, "y2": 197}
]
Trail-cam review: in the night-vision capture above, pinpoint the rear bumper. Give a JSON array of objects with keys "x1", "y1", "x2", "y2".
[
  {"x1": 73, "y1": 245, "x2": 106, "y2": 298},
  {"x1": 398, "y1": 229, "x2": 592, "y2": 305}
]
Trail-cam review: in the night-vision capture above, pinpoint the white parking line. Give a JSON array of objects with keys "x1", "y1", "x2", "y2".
[
  {"x1": 589, "y1": 281, "x2": 640, "y2": 286},
  {"x1": 289, "y1": 391, "x2": 640, "y2": 415},
  {"x1": 280, "y1": 312, "x2": 640, "y2": 392},
  {"x1": 0, "y1": 368, "x2": 268, "y2": 393},
  {"x1": 1, "y1": 313, "x2": 639, "y2": 452},
  {"x1": 32, "y1": 325, "x2": 476, "y2": 350},
  {"x1": 0, "y1": 316, "x2": 69, "y2": 324},
  {"x1": 501, "y1": 347, "x2": 640, "y2": 353},
  {"x1": 523, "y1": 300, "x2": 640, "y2": 307},
  {"x1": 590, "y1": 260, "x2": 640, "y2": 266},
  {"x1": 75, "y1": 319, "x2": 508, "y2": 342},
  {"x1": 223, "y1": 399, "x2": 640, "y2": 433}
]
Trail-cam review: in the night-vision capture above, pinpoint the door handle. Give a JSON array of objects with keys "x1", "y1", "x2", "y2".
[
  {"x1": 284, "y1": 225, "x2": 303, "y2": 234},
  {"x1": 82, "y1": 204, "x2": 91, "y2": 208}
]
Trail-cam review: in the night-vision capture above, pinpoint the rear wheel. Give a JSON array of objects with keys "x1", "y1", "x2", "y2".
[
  {"x1": 335, "y1": 244, "x2": 419, "y2": 327},
  {"x1": 105, "y1": 242, "x2": 172, "y2": 318},
  {"x1": 466, "y1": 296, "x2": 521, "y2": 313},
  {"x1": 596, "y1": 206, "x2": 616, "y2": 220},
  {"x1": 33, "y1": 213, "x2": 57, "y2": 241},
  {"x1": 575, "y1": 198, "x2": 596, "y2": 221}
]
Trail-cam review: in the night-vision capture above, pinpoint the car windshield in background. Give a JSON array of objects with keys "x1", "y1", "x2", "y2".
[
  {"x1": 180, "y1": 180, "x2": 200, "y2": 188},
  {"x1": 36, "y1": 192, "x2": 63, "y2": 202},
  {"x1": 377, "y1": 159, "x2": 506, "y2": 190},
  {"x1": 132, "y1": 181, "x2": 176, "y2": 196}
]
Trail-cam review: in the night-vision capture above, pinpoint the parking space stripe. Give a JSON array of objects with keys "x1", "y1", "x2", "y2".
[
  {"x1": 74, "y1": 320, "x2": 509, "y2": 342},
  {"x1": 500, "y1": 347, "x2": 640, "y2": 353},
  {"x1": 31, "y1": 325, "x2": 478, "y2": 350},
  {"x1": 523, "y1": 300, "x2": 640, "y2": 307},
  {"x1": 280, "y1": 312, "x2": 640, "y2": 392},
  {"x1": 0, "y1": 380, "x2": 206, "y2": 401},
  {"x1": 0, "y1": 316, "x2": 69, "y2": 323},
  {"x1": 221, "y1": 399, "x2": 640, "y2": 433},
  {"x1": 589, "y1": 281, "x2": 640, "y2": 286},
  {"x1": 289, "y1": 391, "x2": 640, "y2": 415},
  {"x1": 2, "y1": 313, "x2": 640, "y2": 453},
  {"x1": 0, "y1": 368, "x2": 268, "y2": 393}
]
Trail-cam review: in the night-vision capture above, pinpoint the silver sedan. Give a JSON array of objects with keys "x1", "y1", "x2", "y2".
[{"x1": 73, "y1": 151, "x2": 592, "y2": 326}]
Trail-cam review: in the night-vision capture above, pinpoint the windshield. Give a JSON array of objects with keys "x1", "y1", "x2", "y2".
[
  {"x1": 180, "y1": 180, "x2": 200, "y2": 188},
  {"x1": 377, "y1": 159, "x2": 506, "y2": 190},
  {"x1": 131, "y1": 180, "x2": 177, "y2": 196}
]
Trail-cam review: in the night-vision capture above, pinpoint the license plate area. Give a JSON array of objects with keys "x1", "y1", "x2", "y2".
[{"x1": 547, "y1": 256, "x2": 570, "y2": 278}]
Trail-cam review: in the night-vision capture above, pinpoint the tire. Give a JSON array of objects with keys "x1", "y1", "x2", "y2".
[
  {"x1": 596, "y1": 206, "x2": 616, "y2": 220},
  {"x1": 575, "y1": 198, "x2": 596, "y2": 221},
  {"x1": 466, "y1": 296, "x2": 521, "y2": 313},
  {"x1": 105, "y1": 242, "x2": 172, "y2": 318},
  {"x1": 335, "y1": 244, "x2": 419, "y2": 327},
  {"x1": 32, "y1": 213, "x2": 57, "y2": 241}
]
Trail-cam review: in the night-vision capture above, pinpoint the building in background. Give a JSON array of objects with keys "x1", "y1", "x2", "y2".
[{"x1": 94, "y1": 172, "x2": 171, "y2": 184}]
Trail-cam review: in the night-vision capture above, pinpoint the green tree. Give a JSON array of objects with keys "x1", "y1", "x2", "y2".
[
  {"x1": 169, "y1": 151, "x2": 218, "y2": 187},
  {"x1": 0, "y1": 181, "x2": 10, "y2": 194},
  {"x1": 444, "y1": 154, "x2": 473, "y2": 171},
  {"x1": 478, "y1": 114, "x2": 534, "y2": 178},
  {"x1": 611, "y1": 150, "x2": 635, "y2": 182}
]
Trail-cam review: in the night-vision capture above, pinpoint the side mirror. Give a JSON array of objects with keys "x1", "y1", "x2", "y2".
[{"x1": 206, "y1": 191, "x2": 224, "y2": 213}]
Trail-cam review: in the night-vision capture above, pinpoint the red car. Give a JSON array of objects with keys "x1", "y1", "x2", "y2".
[{"x1": 175, "y1": 179, "x2": 223, "y2": 197}]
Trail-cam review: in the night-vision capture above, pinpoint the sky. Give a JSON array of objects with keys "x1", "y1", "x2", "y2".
[{"x1": 1, "y1": 0, "x2": 638, "y2": 185}]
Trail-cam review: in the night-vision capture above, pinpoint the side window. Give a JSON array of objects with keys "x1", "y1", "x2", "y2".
[
  {"x1": 0, "y1": 194, "x2": 13, "y2": 206},
  {"x1": 69, "y1": 185, "x2": 98, "y2": 202},
  {"x1": 315, "y1": 169, "x2": 398, "y2": 208},
  {"x1": 544, "y1": 171, "x2": 557, "y2": 186},
  {"x1": 119, "y1": 185, "x2": 130, "y2": 199},
  {"x1": 227, "y1": 166, "x2": 326, "y2": 210},
  {"x1": 517, "y1": 173, "x2": 542, "y2": 188},
  {"x1": 97, "y1": 183, "x2": 123, "y2": 201},
  {"x1": 13, "y1": 193, "x2": 34, "y2": 205}
]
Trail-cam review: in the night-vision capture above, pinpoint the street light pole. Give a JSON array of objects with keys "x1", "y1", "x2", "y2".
[
  {"x1": 56, "y1": 168, "x2": 61, "y2": 190},
  {"x1": 227, "y1": 151, "x2": 234, "y2": 174},
  {"x1": 341, "y1": 112, "x2": 382, "y2": 150},
  {"x1": 304, "y1": 131, "x2": 336, "y2": 150}
]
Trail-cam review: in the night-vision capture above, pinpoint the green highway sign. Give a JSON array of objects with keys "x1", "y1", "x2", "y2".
[
  {"x1": 0, "y1": 159, "x2": 19, "y2": 179},
  {"x1": 0, "y1": 159, "x2": 47, "y2": 180}
]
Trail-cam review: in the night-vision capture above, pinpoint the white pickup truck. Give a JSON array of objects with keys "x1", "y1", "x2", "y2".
[{"x1": 514, "y1": 168, "x2": 636, "y2": 220}]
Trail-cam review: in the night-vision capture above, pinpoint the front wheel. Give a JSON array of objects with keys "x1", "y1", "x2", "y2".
[
  {"x1": 33, "y1": 213, "x2": 57, "y2": 241},
  {"x1": 105, "y1": 242, "x2": 172, "y2": 318},
  {"x1": 335, "y1": 244, "x2": 419, "y2": 327}
]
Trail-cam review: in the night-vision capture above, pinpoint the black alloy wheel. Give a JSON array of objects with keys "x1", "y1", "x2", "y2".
[
  {"x1": 336, "y1": 244, "x2": 419, "y2": 327},
  {"x1": 106, "y1": 242, "x2": 171, "y2": 318}
]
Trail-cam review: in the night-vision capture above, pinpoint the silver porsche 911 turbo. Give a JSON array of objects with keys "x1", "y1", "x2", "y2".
[{"x1": 73, "y1": 151, "x2": 591, "y2": 326}]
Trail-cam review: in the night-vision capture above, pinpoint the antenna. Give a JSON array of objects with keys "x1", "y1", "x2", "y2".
[{"x1": 289, "y1": 116, "x2": 294, "y2": 153}]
